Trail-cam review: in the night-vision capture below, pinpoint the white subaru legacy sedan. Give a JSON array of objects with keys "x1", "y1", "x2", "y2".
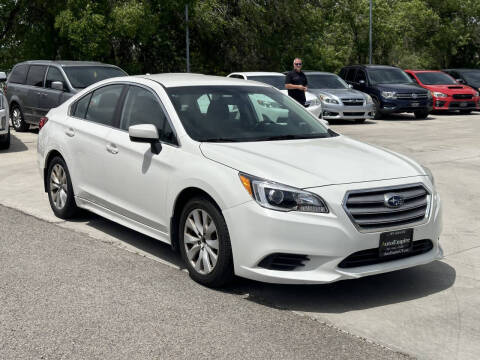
[{"x1": 37, "y1": 74, "x2": 442, "y2": 287}]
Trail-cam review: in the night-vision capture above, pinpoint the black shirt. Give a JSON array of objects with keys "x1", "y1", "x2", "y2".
[{"x1": 285, "y1": 70, "x2": 308, "y2": 105}]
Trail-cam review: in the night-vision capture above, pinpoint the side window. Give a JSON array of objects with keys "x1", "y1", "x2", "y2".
[
  {"x1": 229, "y1": 75, "x2": 245, "y2": 79},
  {"x1": 354, "y1": 70, "x2": 366, "y2": 83},
  {"x1": 45, "y1": 67, "x2": 67, "y2": 90},
  {"x1": 8, "y1": 64, "x2": 28, "y2": 84},
  {"x1": 339, "y1": 68, "x2": 347, "y2": 79},
  {"x1": 406, "y1": 73, "x2": 417, "y2": 82},
  {"x1": 120, "y1": 85, "x2": 176, "y2": 144},
  {"x1": 26, "y1": 65, "x2": 47, "y2": 87},
  {"x1": 85, "y1": 84, "x2": 124, "y2": 126},
  {"x1": 73, "y1": 93, "x2": 92, "y2": 119},
  {"x1": 346, "y1": 68, "x2": 357, "y2": 82}
]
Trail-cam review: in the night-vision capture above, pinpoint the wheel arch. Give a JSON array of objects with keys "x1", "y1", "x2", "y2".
[
  {"x1": 43, "y1": 149, "x2": 65, "y2": 192},
  {"x1": 170, "y1": 187, "x2": 221, "y2": 252}
]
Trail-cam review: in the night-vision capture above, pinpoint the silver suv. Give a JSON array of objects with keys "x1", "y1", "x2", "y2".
[
  {"x1": 6, "y1": 61, "x2": 127, "y2": 131},
  {"x1": 305, "y1": 71, "x2": 375, "y2": 123}
]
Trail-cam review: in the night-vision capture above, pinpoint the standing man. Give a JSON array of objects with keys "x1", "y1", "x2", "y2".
[{"x1": 285, "y1": 58, "x2": 308, "y2": 106}]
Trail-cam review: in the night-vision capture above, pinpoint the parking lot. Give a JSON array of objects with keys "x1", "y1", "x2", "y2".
[{"x1": 1, "y1": 111, "x2": 479, "y2": 359}]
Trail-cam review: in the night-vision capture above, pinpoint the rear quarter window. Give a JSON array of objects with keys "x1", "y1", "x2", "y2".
[
  {"x1": 8, "y1": 64, "x2": 28, "y2": 84},
  {"x1": 26, "y1": 65, "x2": 47, "y2": 87}
]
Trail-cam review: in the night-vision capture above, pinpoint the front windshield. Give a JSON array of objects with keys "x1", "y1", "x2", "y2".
[
  {"x1": 63, "y1": 66, "x2": 127, "y2": 89},
  {"x1": 368, "y1": 69, "x2": 413, "y2": 85},
  {"x1": 248, "y1": 75, "x2": 285, "y2": 90},
  {"x1": 306, "y1": 74, "x2": 349, "y2": 89},
  {"x1": 416, "y1": 72, "x2": 456, "y2": 85},
  {"x1": 167, "y1": 85, "x2": 334, "y2": 142},
  {"x1": 462, "y1": 71, "x2": 480, "y2": 82}
]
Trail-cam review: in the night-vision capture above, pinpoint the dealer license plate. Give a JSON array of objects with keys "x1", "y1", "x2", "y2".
[
  {"x1": 460, "y1": 102, "x2": 468, "y2": 107},
  {"x1": 411, "y1": 102, "x2": 420, "y2": 107},
  {"x1": 379, "y1": 228, "x2": 413, "y2": 257}
]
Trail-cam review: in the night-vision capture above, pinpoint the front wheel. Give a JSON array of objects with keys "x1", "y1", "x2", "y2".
[
  {"x1": 414, "y1": 109, "x2": 429, "y2": 119},
  {"x1": 372, "y1": 99, "x2": 383, "y2": 120},
  {"x1": 0, "y1": 128, "x2": 10, "y2": 150},
  {"x1": 11, "y1": 105, "x2": 29, "y2": 132},
  {"x1": 46, "y1": 156, "x2": 78, "y2": 219},
  {"x1": 179, "y1": 197, "x2": 234, "y2": 288}
]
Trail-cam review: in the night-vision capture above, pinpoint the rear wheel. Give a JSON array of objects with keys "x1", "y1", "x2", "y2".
[
  {"x1": 459, "y1": 109, "x2": 472, "y2": 115},
  {"x1": 414, "y1": 109, "x2": 429, "y2": 119},
  {"x1": 179, "y1": 196, "x2": 234, "y2": 288},
  {"x1": 47, "y1": 156, "x2": 78, "y2": 219},
  {"x1": 0, "y1": 127, "x2": 10, "y2": 150},
  {"x1": 11, "y1": 105, "x2": 29, "y2": 132}
]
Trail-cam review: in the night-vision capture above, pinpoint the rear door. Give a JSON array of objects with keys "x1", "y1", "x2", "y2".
[
  {"x1": 38, "y1": 66, "x2": 71, "y2": 115},
  {"x1": 24, "y1": 65, "x2": 47, "y2": 123},
  {"x1": 67, "y1": 84, "x2": 126, "y2": 206}
]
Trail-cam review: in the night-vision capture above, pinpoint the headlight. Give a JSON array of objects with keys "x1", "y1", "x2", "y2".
[
  {"x1": 427, "y1": 91, "x2": 433, "y2": 99},
  {"x1": 433, "y1": 92, "x2": 448, "y2": 98},
  {"x1": 239, "y1": 173, "x2": 329, "y2": 213},
  {"x1": 474, "y1": 91, "x2": 479, "y2": 97},
  {"x1": 421, "y1": 165, "x2": 435, "y2": 187},
  {"x1": 366, "y1": 95, "x2": 373, "y2": 104},
  {"x1": 381, "y1": 91, "x2": 396, "y2": 99},
  {"x1": 319, "y1": 95, "x2": 339, "y2": 104}
]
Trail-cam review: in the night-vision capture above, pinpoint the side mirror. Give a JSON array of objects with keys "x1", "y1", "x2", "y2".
[
  {"x1": 129, "y1": 124, "x2": 162, "y2": 154},
  {"x1": 456, "y1": 78, "x2": 464, "y2": 84},
  {"x1": 0, "y1": 72, "x2": 6, "y2": 82},
  {"x1": 51, "y1": 81, "x2": 64, "y2": 91},
  {"x1": 358, "y1": 80, "x2": 366, "y2": 86}
]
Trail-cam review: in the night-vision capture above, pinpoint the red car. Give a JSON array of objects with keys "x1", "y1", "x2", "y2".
[{"x1": 405, "y1": 70, "x2": 479, "y2": 114}]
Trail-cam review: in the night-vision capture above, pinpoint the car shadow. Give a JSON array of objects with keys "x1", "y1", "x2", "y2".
[
  {"x1": 66, "y1": 209, "x2": 184, "y2": 268},
  {"x1": 329, "y1": 119, "x2": 377, "y2": 125},
  {"x1": 380, "y1": 113, "x2": 436, "y2": 121},
  {"x1": 0, "y1": 133, "x2": 28, "y2": 153},
  {"x1": 225, "y1": 260, "x2": 456, "y2": 313},
  {"x1": 59, "y1": 210, "x2": 456, "y2": 314}
]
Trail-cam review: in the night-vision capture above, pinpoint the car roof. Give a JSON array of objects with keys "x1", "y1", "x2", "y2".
[
  {"x1": 405, "y1": 70, "x2": 444, "y2": 73},
  {"x1": 345, "y1": 64, "x2": 399, "y2": 70},
  {"x1": 228, "y1": 72, "x2": 285, "y2": 77},
  {"x1": 443, "y1": 68, "x2": 480, "y2": 72},
  {"x1": 15, "y1": 60, "x2": 119, "y2": 67},
  {"x1": 303, "y1": 71, "x2": 337, "y2": 75},
  {"x1": 138, "y1": 73, "x2": 271, "y2": 88}
]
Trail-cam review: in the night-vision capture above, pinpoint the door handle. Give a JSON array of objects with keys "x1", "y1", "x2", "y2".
[
  {"x1": 106, "y1": 143, "x2": 118, "y2": 154},
  {"x1": 65, "y1": 128, "x2": 75, "y2": 137}
]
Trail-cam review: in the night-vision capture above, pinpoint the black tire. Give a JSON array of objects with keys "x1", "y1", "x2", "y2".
[
  {"x1": 179, "y1": 196, "x2": 234, "y2": 288},
  {"x1": 459, "y1": 109, "x2": 472, "y2": 115},
  {"x1": 354, "y1": 118, "x2": 366, "y2": 124},
  {"x1": 0, "y1": 127, "x2": 10, "y2": 150},
  {"x1": 11, "y1": 104, "x2": 29, "y2": 132},
  {"x1": 46, "y1": 156, "x2": 78, "y2": 219},
  {"x1": 372, "y1": 99, "x2": 383, "y2": 120},
  {"x1": 414, "y1": 109, "x2": 429, "y2": 119}
]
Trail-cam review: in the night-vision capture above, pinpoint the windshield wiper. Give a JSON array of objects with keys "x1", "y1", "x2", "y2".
[
  {"x1": 202, "y1": 138, "x2": 242, "y2": 142},
  {"x1": 252, "y1": 134, "x2": 328, "y2": 141}
]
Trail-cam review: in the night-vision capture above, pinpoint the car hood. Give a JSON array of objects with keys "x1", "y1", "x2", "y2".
[
  {"x1": 200, "y1": 136, "x2": 424, "y2": 188},
  {"x1": 375, "y1": 83, "x2": 428, "y2": 94},
  {"x1": 422, "y1": 84, "x2": 476, "y2": 94},
  {"x1": 309, "y1": 88, "x2": 367, "y2": 99}
]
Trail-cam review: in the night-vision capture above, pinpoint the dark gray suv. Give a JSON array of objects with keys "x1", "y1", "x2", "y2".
[{"x1": 6, "y1": 61, "x2": 127, "y2": 131}]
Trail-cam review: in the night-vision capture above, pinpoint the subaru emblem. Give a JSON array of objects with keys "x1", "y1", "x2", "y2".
[
  {"x1": 384, "y1": 193, "x2": 404, "y2": 208},
  {"x1": 412, "y1": 93, "x2": 418, "y2": 99}
]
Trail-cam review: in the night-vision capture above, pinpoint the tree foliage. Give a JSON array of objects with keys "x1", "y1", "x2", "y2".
[{"x1": 1, "y1": 0, "x2": 479, "y2": 74}]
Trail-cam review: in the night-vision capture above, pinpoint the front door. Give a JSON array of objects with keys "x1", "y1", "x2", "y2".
[{"x1": 38, "y1": 66, "x2": 70, "y2": 116}]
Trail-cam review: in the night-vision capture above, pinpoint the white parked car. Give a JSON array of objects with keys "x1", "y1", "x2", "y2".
[
  {"x1": 38, "y1": 74, "x2": 442, "y2": 287},
  {"x1": 0, "y1": 72, "x2": 10, "y2": 150},
  {"x1": 227, "y1": 72, "x2": 322, "y2": 118}
]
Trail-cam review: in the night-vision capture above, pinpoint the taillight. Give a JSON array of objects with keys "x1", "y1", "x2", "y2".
[{"x1": 39, "y1": 117, "x2": 48, "y2": 130}]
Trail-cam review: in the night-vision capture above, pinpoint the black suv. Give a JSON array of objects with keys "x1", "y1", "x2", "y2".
[
  {"x1": 442, "y1": 69, "x2": 480, "y2": 93},
  {"x1": 6, "y1": 60, "x2": 127, "y2": 131},
  {"x1": 339, "y1": 65, "x2": 432, "y2": 119}
]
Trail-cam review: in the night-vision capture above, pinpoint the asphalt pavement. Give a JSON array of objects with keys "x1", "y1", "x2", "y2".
[{"x1": 1, "y1": 111, "x2": 479, "y2": 359}]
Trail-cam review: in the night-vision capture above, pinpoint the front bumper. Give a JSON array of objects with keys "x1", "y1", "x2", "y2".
[
  {"x1": 380, "y1": 98, "x2": 432, "y2": 114},
  {"x1": 432, "y1": 97, "x2": 479, "y2": 111},
  {"x1": 223, "y1": 177, "x2": 442, "y2": 284},
  {"x1": 322, "y1": 102, "x2": 375, "y2": 120}
]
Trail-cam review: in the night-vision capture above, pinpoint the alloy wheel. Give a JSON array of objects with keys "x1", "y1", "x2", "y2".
[
  {"x1": 12, "y1": 108, "x2": 22, "y2": 128},
  {"x1": 183, "y1": 209, "x2": 219, "y2": 275},
  {"x1": 49, "y1": 164, "x2": 68, "y2": 210}
]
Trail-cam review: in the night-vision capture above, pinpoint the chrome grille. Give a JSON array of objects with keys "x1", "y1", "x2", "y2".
[
  {"x1": 342, "y1": 98, "x2": 364, "y2": 106},
  {"x1": 343, "y1": 183, "x2": 430, "y2": 231},
  {"x1": 396, "y1": 93, "x2": 428, "y2": 100}
]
